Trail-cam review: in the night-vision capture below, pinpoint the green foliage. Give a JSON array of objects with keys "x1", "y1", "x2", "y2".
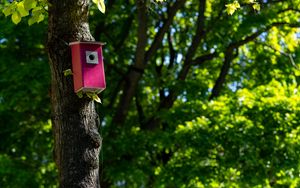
[
  {"x1": 170, "y1": 81, "x2": 300, "y2": 187},
  {"x1": 93, "y1": 0, "x2": 300, "y2": 187},
  {"x1": 225, "y1": 0, "x2": 240, "y2": 15},
  {"x1": 1, "y1": 0, "x2": 300, "y2": 187},
  {"x1": 225, "y1": 0, "x2": 260, "y2": 15},
  {"x1": 101, "y1": 80, "x2": 300, "y2": 187},
  {"x1": 2, "y1": 0, "x2": 47, "y2": 25},
  {"x1": 0, "y1": 14, "x2": 57, "y2": 187}
]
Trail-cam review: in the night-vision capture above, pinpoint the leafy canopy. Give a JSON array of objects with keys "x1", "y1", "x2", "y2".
[{"x1": 1, "y1": 0, "x2": 300, "y2": 187}]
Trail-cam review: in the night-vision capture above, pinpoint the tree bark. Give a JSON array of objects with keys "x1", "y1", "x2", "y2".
[{"x1": 47, "y1": 0, "x2": 101, "y2": 187}]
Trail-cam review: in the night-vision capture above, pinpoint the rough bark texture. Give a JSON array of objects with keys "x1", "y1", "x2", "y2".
[{"x1": 47, "y1": 0, "x2": 101, "y2": 187}]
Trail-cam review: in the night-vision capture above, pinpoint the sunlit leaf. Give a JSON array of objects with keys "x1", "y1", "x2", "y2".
[
  {"x1": 37, "y1": 14, "x2": 45, "y2": 23},
  {"x1": 225, "y1": 1, "x2": 240, "y2": 15},
  {"x1": 17, "y1": 2, "x2": 29, "y2": 17},
  {"x1": 63, "y1": 69, "x2": 73, "y2": 76},
  {"x1": 11, "y1": 12, "x2": 21, "y2": 24},
  {"x1": 28, "y1": 17, "x2": 35, "y2": 26},
  {"x1": 3, "y1": 7, "x2": 12, "y2": 17},
  {"x1": 252, "y1": 3, "x2": 260, "y2": 11},
  {"x1": 93, "y1": 0, "x2": 105, "y2": 14},
  {"x1": 28, "y1": 7, "x2": 45, "y2": 25},
  {"x1": 86, "y1": 92, "x2": 102, "y2": 103},
  {"x1": 92, "y1": 94, "x2": 102, "y2": 103},
  {"x1": 24, "y1": 0, "x2": 37, "y2": 11}
]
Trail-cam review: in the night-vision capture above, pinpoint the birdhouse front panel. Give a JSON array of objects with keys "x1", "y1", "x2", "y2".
[{"x1": 70, "y1": 41, "x2": 106, "y2": 93}]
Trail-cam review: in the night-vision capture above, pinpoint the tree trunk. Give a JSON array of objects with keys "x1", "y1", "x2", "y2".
[{"x1": 47, "y1": 0, "x2": 101, "y2": 187}]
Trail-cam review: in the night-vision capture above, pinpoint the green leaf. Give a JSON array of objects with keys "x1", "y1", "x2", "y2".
[
  {"x1": 225, "y1": 1, "x2": 240, "y2": 15},
  {"x1": 17, "y1": 2, "x2": 29, "y2": 17},
  {"x1": 37, "y1": 14, "x2": 45, "y2": 23},
  {"x1": 86, "y1": 92, "x2": 102, "y2": 103},
  {"x1": 86, "y1": 92, "x2": 93, "y2": 99},
  {"x1": 3, "y1": 7, "x2": 12, "y2": 17},
  {"x1": 252, "y1": 3, "x2": 260, "y2": 11},
  {"x1": 63, "y1": 69, "x2": 73, "y2": 76},
  {"x1": 93, "y1": 0, "x2": 106, "y2": 14},
  {"x1": 32, "y1": 6, "x2": 42, "y2": 14},
  {"x1": 76, "y1": 91, "x2": 83, "y2": 98},
  {"x1": 92, "y1": 94, "x2": 102, "y2": 103},
  {"x1": 24, "y1": 0, "x2": 37, "y2": 11},
  {"x1": 2, "y1": 1, "x2": 17, "y2": 17},
  {"x1": 11, "y1": 12, "x2": 21, "y2": 24},
  {"x1": 28, "y1": 11, "x2": 45, "y2": 25},
  {"x1": 28, "y1": 17, "x2": 35, "y2": 26}
]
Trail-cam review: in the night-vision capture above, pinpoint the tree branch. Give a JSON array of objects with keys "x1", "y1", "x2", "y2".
[
  {"x1": 112, "y1": 0, "x2": 186, "y2": 125},
  {"x1": 230, "y1": 22, "x2": 299, "y2": 49},
  {"x1": 142, "y1": 0, "x2": 210, "y2": 124},
  {"x1": 112, "y1": 0, "x2": 147, "y2": 125},
  {"x1": 135, "y1": 0, "x2": 148, "y2": 68},
  {"x1": 184, "y1": 0, "x2": 206, "y2": 63},
  {"x1": 167, "y1": 30, "x2": 176, "y2": 69},
  {"x1": 145, "y1": 0, "x2": 186, "y2": 62},
  {"x1": 135, "y1": 94, "x2": 146, "y2": 125},
  {"x1": 208, "y1": 21, "x2": 299, "y2": 100},
  {"x1": 191, "y1": 52, "x2": 218, "y2": 65},
  {"x1": 107, "y1": 78, "x2": 125, "y2": 109},
  {"x1": 256, "y1": 41, "x2": 299, "y2": 70},
  {"x1": 163, "y1": 0, "x2": 207, "y2": 99},
  {"x1": 209, "y1": 48, "x2": 234, "y2": 100},
  {"x1": 176, "y1": 0, "x2": 207, "y2": 82}
]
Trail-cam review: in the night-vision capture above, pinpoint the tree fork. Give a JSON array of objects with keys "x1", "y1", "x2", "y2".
[{"x1": 47, "y1": 0, "x2": 101, "y2": 187}]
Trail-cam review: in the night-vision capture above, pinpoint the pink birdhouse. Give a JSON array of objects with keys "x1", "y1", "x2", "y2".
[{"x1": 69, "y1": 41, "x2": 106, "y2": 93}]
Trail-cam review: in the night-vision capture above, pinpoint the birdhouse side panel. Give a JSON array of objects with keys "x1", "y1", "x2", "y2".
[{"x1": 71, "y1": 44, "x2": 84, "y2": 93}]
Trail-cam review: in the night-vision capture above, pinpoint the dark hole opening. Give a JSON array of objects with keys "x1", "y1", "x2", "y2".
[{"x1": 89, "y1": 54, "x2": 95, "y2": 61}]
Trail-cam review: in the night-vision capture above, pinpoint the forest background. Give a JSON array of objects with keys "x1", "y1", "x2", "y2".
[{"x1": 1, "y1": 0, "x2": 300, "y2": 187}]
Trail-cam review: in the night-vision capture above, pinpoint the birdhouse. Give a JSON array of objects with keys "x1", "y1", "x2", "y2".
[{"x1": 69, "y1": 41, "x2": 106, "y2": 93}]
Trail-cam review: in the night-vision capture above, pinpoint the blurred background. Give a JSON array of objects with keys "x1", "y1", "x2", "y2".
[{"x1": 1, "y1": 0, "x2": 300, "y2": 187}]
